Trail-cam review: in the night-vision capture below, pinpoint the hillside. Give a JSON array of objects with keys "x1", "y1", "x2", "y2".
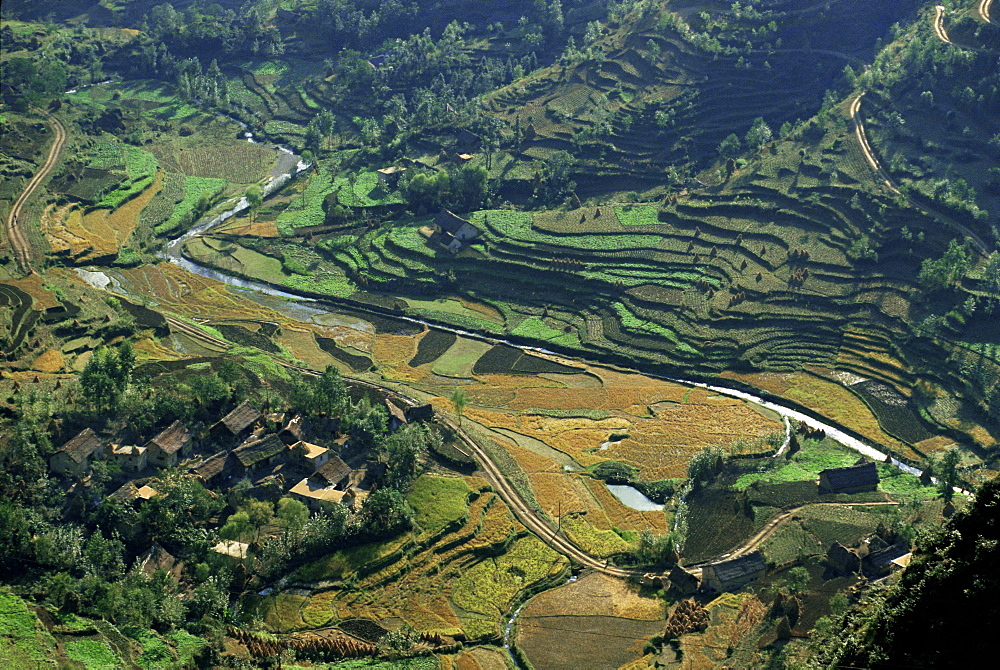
[{"x1": 1, "y1": 0, "x2": 999, "y2": 668}]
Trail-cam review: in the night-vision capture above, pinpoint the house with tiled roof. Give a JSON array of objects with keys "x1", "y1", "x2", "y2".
[
  {"x1": 210, "y1": 401, "x2": 261, "y2": 444},
  {"x1": 145, "y1": 420, "x2": 193, "y2": 468},
  {"x1": 819, "y1": 459, "x2": 879, "y2": 494},
  {"x1": 701, "y1": 551, "x2": 767, "y2": 592},
  {"x1": 231, "y1": 434, "x2": 288, "y2": 475},
  {"x1": 50, "y1": 428, "x2": 103, "y2": 477}
]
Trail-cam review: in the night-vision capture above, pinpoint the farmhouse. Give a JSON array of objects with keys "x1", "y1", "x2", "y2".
[
  {"x1": 145, "y1": 420, "x2": 193, "y2": 468},
  {"x1": 289, "y1": 477, "x2": 366, "y2": 511},
  {"x1": 701, "y1": 551, "x2": 767, "y2": 592},
  {"x1": 818, "y1": 459, "x2": 879, "y2": 494},
  {"x1": 315, "y1": 456, "x2": 352, "y2": 489},
  {"x1": 433, "y1": 209, "x2": 480, "y2": 252},
  {"x1": 231, "y1": 434, "x2": 288, "y2": 476},
  {"x1": 668, "y1": 565, "x2": 701, "y2": 595},
  {"x1": 376, "y1": 166, "x2": 406, "y2": 188},
  {"x1": 826, "y1": 541, "x2": 861, "y2": 575},
  {"x1": 385, "y1": 399, "x2": 408, "y2": 431},
  {"x1": 863, "y1": 539, "x2": 911, "y2": 578},
  {"x1": 210, "y1": 400, "x2": 261, "y2": 444},
  {"x1": 278, "y1": 414, "x2": 309, "y2": 445},
  {"x1": 289, "y1": 440, "x2": 330, "y2": 471},
  {"x1": 50, "y1": 428, "x2": 103, "y2": 477},
  {"x1": 190, "y1": 451, "x2": 231, "y2": 487},
  {"x1": 110, "y1": 444, "x2": 148, "y2": 473}
]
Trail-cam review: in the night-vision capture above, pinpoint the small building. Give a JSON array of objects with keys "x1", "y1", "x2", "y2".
[
  {"x1": 404, "y1": 403, "x2": 434, "y2": 423},
  {"x1": 433, "y1": 209, "x2": 480, "y2": 253},
  {"x1": 315, "y1": 456, "x2": 352, "y2": 489},
  {"x1": 231, "y1": 434, "x2": 288, "y2": 476},
  {"x1": 668, "y1": 565, "x2": 701, "y2": 596},
  {"x1": 818, "y1": 459, "x2": 880, "y2": 494},
  {"x1": 376, "y1": 166, "x2": 407, "y2": 188},
  {"x1": 863, "y1": 540, "x2": 911, "y2": 578},
  {"x1": 826, "y1": 541, "x2": 861, "y2": 575},
  {"x1": 701, "y1": 551, "x2": 767, "y2": 593},
  {"x1": 190, "y1": 451, "x2": 231, "y2": 487},
  {"x1": 385, "y1": 399, "x2": 408, "y2": 432},
  {"x1": 210, "y1": 401, "x2": 261, "y2": 444},
  {"x1": 50, "y1": 428, "x2": 103, "y2": 477},
  {"x1": 110, "y1": 445, "x2": 148, "y2": 473},
  {"x1": 290, "y1": 476, "x2": 367, "y2": 512},
  {"x1": 290, "y1": 441, "x2": 330, "y2": 471},
  {"x1": 145, "y1": 421, "x2": 193, "y2": 469},
  {"x1": 138, "y1": 544, "x2": 183, "y2": 582},
  {"x1": 278, "y1": 415, "x2": 310, "y2": 446}
]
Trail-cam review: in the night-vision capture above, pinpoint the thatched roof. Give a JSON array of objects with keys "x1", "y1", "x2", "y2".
[
  {"x1": 316, "y1": 456, "x2": 352, "y2": 487},
  {"x1": 820, "y1": 461, "x2": 879, "y2": 491},
  {"x1": 705, "y1": 551, "x2": 767, "y2": 583}
]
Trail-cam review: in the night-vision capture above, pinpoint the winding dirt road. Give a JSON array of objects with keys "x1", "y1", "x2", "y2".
[
  {"x1": 849, "y1": 95, "x2": 990, "y2": 256},
  {"x1": 4, "y1": 110, "x2": 66, "y2": 275},
  {"x1": 933, "y1": 5, "x2": 953, "y2": 44},
  {"x1": 980, "y1": 0, "x2": 993, "y2": 23}
]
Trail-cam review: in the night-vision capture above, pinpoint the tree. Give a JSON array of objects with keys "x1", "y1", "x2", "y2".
[
  {"x1": 919, "y1": 239, "x2": 970, "y2": 290},
  {"x1": 717, "y1": 133, "x2": 742, "y2": 160},
  {"x1": 362, "y1": 488, "x2": 413, "y2": 536},
  {"x1": 245, "y1": 185, "x2": 262, "y2": 225},
  {"x1": 450, "y1": 387, "x2": 467, "y2": 426},
  {"x1": 80, "y1": 344, "x2": 134, "y2": 414},
  {"x1": 938, "y1": 448, "x2": 960, "y2": 502},
  {"x1": 744, "y1": 117, "x2": 772, "y2": 152}
]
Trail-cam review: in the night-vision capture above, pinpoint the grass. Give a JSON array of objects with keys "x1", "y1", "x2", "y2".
[
  {"x1": 63, "y1": 638, "x2": 121, "y2": 669},
  {"x1": 408, "y1": 474, "x2": 473, "y2": 537},
  {"x1": 131, "y1": 629, "x2": 174, "y2": 670},
  {"x1": 561, "y1": 514, "x2": 633, "y2": 557},
  {"x1": 616, "y1": 204, "x2": 662, "y2": 226},
  {"x1": 452, "y1": 535, "x2": 567, "y2": 636},
  {"x1": 0, "y1": 590, "x2": 56, "y2": 668},
  {"x1": 431, "y1": 337, "x2": 494, "y2": 378},
  {"x1": 154, "y1": 176, "x2": 227, "y2": 235},
  {"x1": 733, "y1": 438, "x2": 861, "y2": 490},
  {"x1": 294, "y1": 538, "x2": 404, "y2": 582}
]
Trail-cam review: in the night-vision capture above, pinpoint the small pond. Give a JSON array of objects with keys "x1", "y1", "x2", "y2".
[{"x1": 606, "y1": 484, "x2": 663, "y2": 512}]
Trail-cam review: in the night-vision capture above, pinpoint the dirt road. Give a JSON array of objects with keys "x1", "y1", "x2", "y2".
[
  {"x1": 933, "y1": 5, "x2": 952, "y2": 44},
  {"x1": 980, "y1": 0, "x2": 993, "y2": 23},
  {"x1": 849, "y1": 95, "x2": 990, "y2": 256},
  {"x1": 4, "y1": 110, "x2": 66, "y2": 275},
  {"x1": 692, "y1": 500, "x2": 900, "y2": 567}
]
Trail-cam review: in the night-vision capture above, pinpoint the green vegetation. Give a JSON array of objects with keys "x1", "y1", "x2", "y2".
[{"x1": 408, "y1": 474, "x2": 472, "y2": 536}]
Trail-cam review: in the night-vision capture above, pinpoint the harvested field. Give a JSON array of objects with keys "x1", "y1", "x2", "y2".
[{"x1": 518, "y1": 573, "x2": 663, "y2": 670}]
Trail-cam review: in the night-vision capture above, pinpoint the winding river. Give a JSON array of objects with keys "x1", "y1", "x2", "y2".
[{"x1": 154, "y1": 147, "x2": 949, "y2": 491}]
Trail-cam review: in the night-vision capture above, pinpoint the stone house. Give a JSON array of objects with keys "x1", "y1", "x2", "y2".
[
  {"x1": 50, "y1": 428, "x2": 103, "y2": 477},
  {"x1": 145, "y1": 420, "x2": 193, "y2": 469},
  {"x1": 434, "y1": 209, "x2": 480, "y2": 252},
  {"x1": 210, "y1": 401, "x2": 261, "y2": 445},
  {"x1": 701, "y1": 551, "x2": 767, "y2": 592},
  {"x1": 110, "y1": 445, "x2": 148, "y2": 473},
  {"x1": 289, "y1": 440, "x2": 330, "y2": 471}
]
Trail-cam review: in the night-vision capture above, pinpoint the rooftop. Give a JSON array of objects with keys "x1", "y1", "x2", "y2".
[
  {"x1": 292, "y1": 440, "x2": 328, "y2": 461},
  {"x1": 820, "y1": 461, "x2": 880, "y2": 490},
  {"x1": 218, "y1": 400, "x2": 261, "y2": 435},
  {"x1": 147, "y1": 420, "x2": 191, "y2": 454},
  {"x1": 232, "y1": 434, "x2": 286, "y2": 468},
  {"x1": 435, "y1": 209, "x2": 477, "y2": 236},
  {"x1": 316, "y1": 456, "x2": 352, "y2": 487},
  {"x1": 57, "y1": 428, "x2": 103, "y2": 464},
  {"x1": 705, "y1": 550, "x2": 767, "y2": 582},
  {"x1": 212, "y1": 540, "x2": 249, "y2": 559},
  {"x1": 191, "y1": 451, "x2": 229, "y2": 481},
  {"x1": 290, "y1": 477, "x2": 348, "y2": 503}
]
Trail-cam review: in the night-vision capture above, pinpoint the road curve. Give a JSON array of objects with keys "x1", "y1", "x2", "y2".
[
  {"x1": 5, "y1": 110, "x2": 66, "y2": 275},
  {"x1": 980, "y1": 0, "x2": 993, "y2": 23},
  {"x1": 849, "y1": 95, "x2": 990, "y2": 256},
  {"x1": 933, "y1": 6, "x2": 953, "y2": 44}
]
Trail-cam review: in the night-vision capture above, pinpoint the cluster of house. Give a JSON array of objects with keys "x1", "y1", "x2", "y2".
[
  {"x1": 645, "y1": 459, "x2": 900, "y2": 595},
  {"x1": 49, "y1": 397, "x2": 434, "y2": 516}
]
